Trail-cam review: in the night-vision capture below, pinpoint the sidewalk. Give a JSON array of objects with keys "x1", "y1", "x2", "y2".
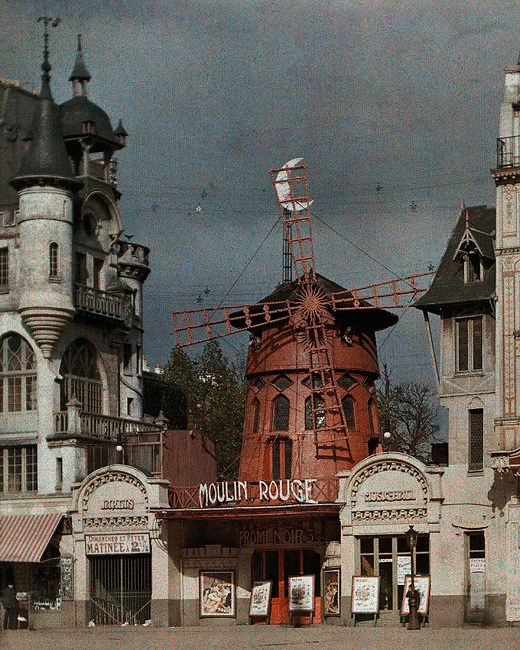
[{"x1": 2, "y1": 625, "x2": 520, "y2": 650}]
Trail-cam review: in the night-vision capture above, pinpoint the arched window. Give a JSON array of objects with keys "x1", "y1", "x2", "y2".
[
  {"x1": 342, "y1": 395, "x2": 356, "y2": 431},
  {"x1": 49, "y1": 242, "x2": 59, "y2": 279},
  {"x1": 305, "y1": 395, "x2": 325, "y2": 430},
  {"x1": 252, "y1": 398, "x2": 260, "y2": 433},
  {"x1": 0, "y1": 334, "x2": 36, "y2": 413},
  {"x1": 60, "y1": 339, "x2": 103, "y2": 413},
  {"x1": 272, "y1": 394, "x2": 289, "y2": 431},
  {"x1": 271, "y1": 438, "x2": 292, "y2": 480}
]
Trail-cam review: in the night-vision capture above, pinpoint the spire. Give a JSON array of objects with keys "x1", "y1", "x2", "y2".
[
  {"x1": 114, "y1": 119, "x2": 128, "y2": 146},
  {"x1": 69, "y1": 34, "x2": 91, "y2": 96},
  {"x1": 10, "y1": 18, "x2": 81, "y2": 192}
]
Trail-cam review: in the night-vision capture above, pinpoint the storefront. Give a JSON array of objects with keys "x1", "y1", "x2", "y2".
[
  {"x1": 338, "y1": 452, "x2": 444, "y2": 624},
  {"x1": 69, "y1": 465, "x2": 170, "y2": 626}
]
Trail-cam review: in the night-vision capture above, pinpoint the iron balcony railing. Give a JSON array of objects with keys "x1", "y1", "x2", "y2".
[
  {"x1": 497, "y1": 135, "x2": 520, "y2": 168},
  {"x1": 75, "y1": 285, "x2": 132, "y2": 322},
  {"x1": 168, "y1": 477, "x2": 339, "y2": 509},
  {"x1": 54, "y1": 410, "x2": 163, "y2": 441}
]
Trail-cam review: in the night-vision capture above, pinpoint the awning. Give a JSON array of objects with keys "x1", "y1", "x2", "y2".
[{"x1": 0, "y1": 513, "x2": 62, "y2": 563}]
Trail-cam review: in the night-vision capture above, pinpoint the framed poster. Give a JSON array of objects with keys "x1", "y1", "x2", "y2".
[
  {"x1": 401, "y1": 575, "x2": 431, "y2": 615},
  {"x1": 249, "y1": 580, "x2": 272, "y2": 617},
  {"x1": 323, "y1": 568, "x2": 341, "y2": 616},
  {"x1": 351, "y1": 576, "x2": 380, "y2": 614},
  {"x1": 288, "y1": 575, "x2": 315, "y2": 613},
  {"x1": 199, "y1": 570, "x2": 236, "y2": 617}
]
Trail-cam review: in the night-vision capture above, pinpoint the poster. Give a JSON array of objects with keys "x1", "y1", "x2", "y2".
[
  {"x1": 249, "y1": 580, "x2": 272, "y2": 617},
  {"x1": 288, "y1": 575, "x2": 315, "y2": 612},
  {"x1": 401, "y1": 575, "x2": 431, "y2": 615},
  {"x1": 199, "y1": 571, "x2": 235, "y2": 617},
  {"x1": 323, "y1": 568, "x2": 341, "y2": 616},
  {"x1": 351, "y1": 576, "x2": 380, "y2": 614},
  {"x1": 397, "y1": 556, "x2": 412, "y2": 585},
  {"x1": 60, "y1": 557, "x2": 74, "y2": 600}
]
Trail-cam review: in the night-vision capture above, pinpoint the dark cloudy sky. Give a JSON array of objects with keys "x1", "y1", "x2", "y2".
[{"x1": 3, "y1": 1, "x2": 519, "y2": 395}]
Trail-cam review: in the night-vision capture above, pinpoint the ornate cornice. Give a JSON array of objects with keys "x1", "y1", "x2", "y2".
[{"x1": 492, "y1": 167, "x2": 520, "y2": 186}]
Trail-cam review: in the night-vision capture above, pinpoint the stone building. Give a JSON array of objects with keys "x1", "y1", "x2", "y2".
[{"x1": 0, "y1": 34, "x2": 216, "y2": 628}]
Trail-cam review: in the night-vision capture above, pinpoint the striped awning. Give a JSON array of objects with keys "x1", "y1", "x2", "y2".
[{"x1": 0, "y1": 513, "x2": 62, "y2": 563}]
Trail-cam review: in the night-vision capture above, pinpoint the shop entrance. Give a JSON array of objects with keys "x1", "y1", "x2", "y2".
[
  {"x1": 358, "y1": 534, "x2": 429, "y2": 615},
  {"x1": 89, "y1": 555, "x2": 151, "y2": 625},
  {"x1": 251, "y1": 549, "x2": 321, "y2": 624}
]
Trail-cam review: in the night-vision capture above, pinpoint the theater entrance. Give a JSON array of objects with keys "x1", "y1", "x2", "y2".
[{"x1": 251, "y1": 549, "x2": 322, "y2": 624}]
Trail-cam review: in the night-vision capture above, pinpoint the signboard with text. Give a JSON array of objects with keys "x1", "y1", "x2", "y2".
[{"x1": 85, "y1": 533, "x2": 150, "y2": 555}]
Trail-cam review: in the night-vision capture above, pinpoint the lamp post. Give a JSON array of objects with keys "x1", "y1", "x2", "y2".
[{"x1": 405, "y1": 525, "x2": 421, "y2": 630}]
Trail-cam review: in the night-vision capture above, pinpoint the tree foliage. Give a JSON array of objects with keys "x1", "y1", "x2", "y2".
[
  {"x1": 377, "y1": 367, "x2": 440, "y2": 463},
  {"x1": 164, "y1": 341, "x2": 247, "y2": 479}
]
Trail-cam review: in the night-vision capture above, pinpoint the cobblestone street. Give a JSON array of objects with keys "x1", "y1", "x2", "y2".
[{"x1": 2, "y1": 625, "x2": 520, "y2": 650}]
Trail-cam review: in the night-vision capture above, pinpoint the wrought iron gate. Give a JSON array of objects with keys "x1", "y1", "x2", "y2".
[{"x1": 89, "y1": 554, "x2": 151, "y2": 625}]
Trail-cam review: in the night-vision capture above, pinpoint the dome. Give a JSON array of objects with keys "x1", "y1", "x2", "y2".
[{"x1": 60, "y1": 95, "x2": 120, "y2": 147}]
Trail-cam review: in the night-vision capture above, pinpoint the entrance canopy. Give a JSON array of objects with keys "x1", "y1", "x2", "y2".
[{"x1": 0, "y1": 513, "x2": 62, "y2": 562}]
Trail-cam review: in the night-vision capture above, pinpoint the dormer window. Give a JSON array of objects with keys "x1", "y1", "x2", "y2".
[{"x1": 463, "y1": 249, "x2": 483, "y2": 283}]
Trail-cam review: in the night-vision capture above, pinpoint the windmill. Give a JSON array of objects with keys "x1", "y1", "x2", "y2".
[{"x1": 172, "y1": 159, "x2": 432, "y2": 478}]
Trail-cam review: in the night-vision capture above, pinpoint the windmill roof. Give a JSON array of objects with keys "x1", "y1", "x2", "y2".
[{"x1": 232, "y1": 273, "x2": 398, "y2": 332}]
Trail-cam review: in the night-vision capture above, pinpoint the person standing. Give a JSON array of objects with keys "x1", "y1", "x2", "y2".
[{"x1": 2, "y1": 583, "x2": 18, "y2": 630}]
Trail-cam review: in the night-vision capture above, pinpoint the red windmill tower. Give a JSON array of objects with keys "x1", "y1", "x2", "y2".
[{"x1": 173, "y1": 159, "x2": 432, "y2": 490}]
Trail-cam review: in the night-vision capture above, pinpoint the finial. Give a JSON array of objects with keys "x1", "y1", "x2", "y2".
[
  {"x1": 37, "y1": 15, "x2": 60, "y2": 98},
  {"x1": 465, "y1": 208, "x2": 470, "y2": 229}
]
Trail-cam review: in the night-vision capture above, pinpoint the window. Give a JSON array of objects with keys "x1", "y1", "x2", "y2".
[
  {"x1": 60, "y1": 339, "x2": 103, "y2": 414},
  {"x1": 49, "y1": 242, "x2": 59, "y2": 279},
  {"x1": 56, "y1": 457, "x2": 63, "y2": 491},
  {"x1": 75, "y1": 252, "x2": 88, "y2": 285},
  {"x1": 305, "y1": 395, "x2": 325, "y2": 430},
  {"x1": 273, "y1": 375, "x2": 292, "y2": 391},
  {"x1": 342, "y1": 395, "x2": 356, "y2": 431},
  {"x1": 93, "y1": 258, "x2": 103, "y2": 289},
  {"x1": 0, "y1": 446, "x2": 37, "y2": 493},
  {"x1": 123, "y1": 343, "x2": 132, "y2": 374},
  {"x1": 0, "y1": 334, "x2": 36, "y2": 413},
  {"x1": 271, "y1": 438, "x2": 292, "y2": 480},
  {"x1": 252, "y1": 398, "x2": 260, "y2": 433},
  {"x1": 464, "y1": 252, "x2": 482, "y2": 283},
  {"x1": 0, "y1": 247, "x2": 8, "y2": 288},
  {"x1": 457, "y1": 317, "x2": 483, "y2": 372},
  {"x1": 469, "y1": 409, "x2": 484, "y2": 471},
  {"x1": 272, "y1": 394, "x2": 289, "y2": 431}
]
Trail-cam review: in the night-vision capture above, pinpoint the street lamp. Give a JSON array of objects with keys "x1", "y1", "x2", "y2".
[{"x1": 405, "y1": 525, "x2": 421, "y2": 630}]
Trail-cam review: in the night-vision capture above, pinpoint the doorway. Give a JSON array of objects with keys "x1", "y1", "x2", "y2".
[
  {"x1": 251, "y1": 548, "x2": 321, "y2": 623},
  {"x1": 357, "y1": 534, "x2": 429, "y2": 614},
  {"x1": 89, "y1": 554, "x2": 151, "y2": 625}
]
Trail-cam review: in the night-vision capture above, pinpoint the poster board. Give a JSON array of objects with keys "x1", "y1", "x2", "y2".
[
  {"x1": 288, "y1": 575, "x2": 315, "y2": 613},
  {"x1": 400, "y1": 575, "x2": 431, "y2": 616},
  {"x1": 199, "y1": 570, "x2": 236, "y2": 617},
  {"x1": 323, "y1": 568, "x2": 341, "y2": 616},
  {"x1": 249, "y1": 580, "x2": 272, "y2": 618},
  {"x1": 351, "y1": 576, "x2": 380, "y2": 614}
]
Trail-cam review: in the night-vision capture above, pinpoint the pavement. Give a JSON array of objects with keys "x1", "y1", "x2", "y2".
[{"x1": 2, "y1": 625, "x2": 520, "y2": 650}]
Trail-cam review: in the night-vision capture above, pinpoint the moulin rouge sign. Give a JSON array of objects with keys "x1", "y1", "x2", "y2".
[{"x1": 198, "y1": 478, "x2": 318, "y2": 508}]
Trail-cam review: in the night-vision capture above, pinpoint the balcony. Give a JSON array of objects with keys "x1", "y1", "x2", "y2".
[
  {"x1": 497, "y1": 135, "x2": 520, "y2": 168},
  {"x1": 53, "y1": 406, "x2": 163, "y2": 443},
  {"x1": 75, "y1": 285, "x2": 132, "y2": 326}
]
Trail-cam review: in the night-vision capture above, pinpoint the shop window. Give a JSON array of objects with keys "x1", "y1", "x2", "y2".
[
  {"x1": 0, "y1": 446, "x2": 37, "y2": 493},
  {"x1": 252, "y1": 398, "x2": 260, "y2": 433},
  {"x1": 0, "y1": 334, "x2": 36, "y2": 413},
  {"x1": 271, "y1": 438, "x2": 292, "y2": 480},
  {"x1": 272, "y1": 394, "x2": 289, "y2": 431},
  {"x1": 456, "y1": 317, "x2": 483, "y2": 372},
  {"x1": 342, "y1": 395, "x2": 356, "y2": 431},
  {"x1": 60, "y1": 339, "x2": 103, "y2": 414},
  {"x1": 49, "y1": 242, "x2": 59, "y2": 280},
  {"x1": 468, "y1": 409, "x2": 484, "y2": 471},
  {"x1": 0, "y1": 247, "x2": 8, "y2": 289},
  {"x1": 305, "y1": 395, "x2": 325, "y2": 430}
]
